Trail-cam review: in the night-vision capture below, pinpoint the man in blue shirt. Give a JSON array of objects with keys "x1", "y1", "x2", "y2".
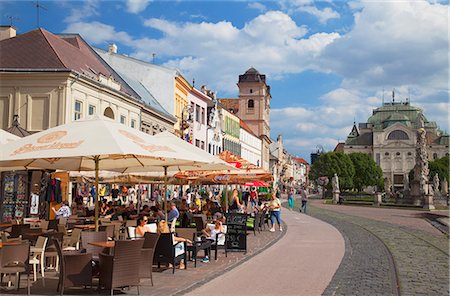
[{"x1": 167, "y1": 202, "x2": 179, "y2": 222}]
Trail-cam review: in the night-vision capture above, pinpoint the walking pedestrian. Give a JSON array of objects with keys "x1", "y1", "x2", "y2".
[
  {"x1": 300, "y1": 187, "x2": 308, "y2": 214},
  {"x1": 269, "y1": 190, "x2": 282, "y2": 232},
  {"x1": 287, "y1": 188, "x2": 295, "y2": 210}
]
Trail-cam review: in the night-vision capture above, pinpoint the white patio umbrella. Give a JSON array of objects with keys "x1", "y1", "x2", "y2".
[
  {"x1": 0, "y1": 129, "x2": 20, "y2": 144},
  {"x1": 0, "y1": 115, "x2": 234, "y2": 229}
]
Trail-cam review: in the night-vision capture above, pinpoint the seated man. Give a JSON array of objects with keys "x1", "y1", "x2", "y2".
[{"x1": 167, "y1": 202, "x2": 180, "y2": 223}]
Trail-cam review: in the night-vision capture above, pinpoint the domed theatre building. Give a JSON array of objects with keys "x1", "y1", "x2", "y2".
[{"x1": 343, "y1": 101, "x2": 449, "y2": 193}]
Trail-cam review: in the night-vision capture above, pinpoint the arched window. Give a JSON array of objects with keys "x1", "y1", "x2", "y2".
[
  {"x1": 103, "y1": 107, "x2": 115, "y2": 119},
  {"x1": 388, "y1": 130, "x2": 409, "y2": 140},
  {"x1": 248, "y1": 99, "x2": 254, "y2": 109},
  {"x1": 433, "y1": 153, "x2": 438, "y2": 159}
]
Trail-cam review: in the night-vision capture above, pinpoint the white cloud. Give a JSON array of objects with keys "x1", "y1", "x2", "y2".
[
  {"x1": 126, "y1": 0, "x2": 150, "y2": 14},
  {"x1": 64, "y1": 0, "x2": 99, "y2": 23},
  {"x1": 248, "y1": 2, "x2": 267, "y2": 13},
  {"x1": 321, "y1": 0, "x2": 448, "y2": 93},
  {"x1": 279, "y1": 0, "x2": 340, "y2": 24},
  {"x1": 63, "y1": 22, "x2": 133, "y2": 45},
  {"x1": 137, "y1": 11, "x2": 338, "y2": 93},
  {"x1": 297, "y1": 6, "x2": 340, "y2": 24}
]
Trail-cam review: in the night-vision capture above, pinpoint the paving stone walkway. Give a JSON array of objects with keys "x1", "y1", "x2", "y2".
[{"x1": 308, "y1": 200, "x2": 449, "y2": 296}]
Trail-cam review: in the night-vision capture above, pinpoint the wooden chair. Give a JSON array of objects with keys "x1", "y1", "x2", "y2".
[
  {"x1": 53, "y1": 238, "x2": 93, "y2": 296},
  {"x1": 140, "y1": 232, "x2": 160, "y2": 285},
  {"x1": 0, "y1": 241, "x2": 31, "y2": 295},
  {"x1": 153, "y1": 233, "x2": 187, "y2": 274},
  {"x1": 99, "y1": 240, "x2": 144, "y2": 296}
]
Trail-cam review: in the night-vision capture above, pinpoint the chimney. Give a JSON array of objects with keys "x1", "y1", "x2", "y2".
[
  {"x1": 108, "y1": 43, "x2": 117, "y2": 54},
  {"x1": 0, "y1": 26, "x2": 16, "y2": 41}
]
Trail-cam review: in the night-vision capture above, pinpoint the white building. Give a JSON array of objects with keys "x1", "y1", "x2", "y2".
[
  {"x1": 240, "y1": 119, "x2": 262, "y2": 167},
  {"x1": 188, "y1": 87, "x2": 211, "y2": 150}
]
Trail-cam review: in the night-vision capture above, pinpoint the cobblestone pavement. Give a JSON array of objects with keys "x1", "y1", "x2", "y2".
[{"x1": 305, "y1": 200, "x2": 449, "y2": 296}]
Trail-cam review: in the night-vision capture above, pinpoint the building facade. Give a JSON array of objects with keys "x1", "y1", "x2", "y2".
[
  {"x1": 206, "y1": 98, "x2": 224, "y2": 156},
  {"x1": 187, "y1": 87, "x2": 211, "y2": 150},
  {"x1": 0, "y1": 28, "x2": 143, "y2": 132},
  {"x1": 220, "y1": 68, "x2": 271, "y2": 171},
  {"x1": 222, "y1": 108, "x2": 241, "y2": 156},
  {"x1": 95, "y1": 45, "x2": 180, "y2": 133},
  {"x1": 240, "y1": 119, "x2": 262, "y2": 167},
  {"x1": 344, "y1": 101, "x2": 449, "y2": 192}
]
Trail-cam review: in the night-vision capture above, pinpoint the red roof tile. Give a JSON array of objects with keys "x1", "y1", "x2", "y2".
[
  {"x1": 0, "y1": 28, "x2": 110, "y2": 78},
  {"x1": 219, "y1": 98, "x2": 239, "y2": 114}
]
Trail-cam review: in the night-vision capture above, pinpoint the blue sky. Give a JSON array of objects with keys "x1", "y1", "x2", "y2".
[{"x1": 1, "y1": 0, "x2": 448, "y2": 161}]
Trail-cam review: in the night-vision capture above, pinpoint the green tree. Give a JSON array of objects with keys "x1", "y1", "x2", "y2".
[
  {"x1": 429, "y1": 155, "x2": 449, "y2": 184},
  {"x1": 349, "y1": 152, "x2": 384, "y2": 191},
  {"x1": 409, "y1": 155, "x2": 449, "y2": 185},
  {"x1": 309, "y1": 152, "x2": 355, "y2": 191}
]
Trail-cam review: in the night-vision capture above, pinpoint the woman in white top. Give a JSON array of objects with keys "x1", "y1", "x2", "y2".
[{"x1": 269, "y1": 190, "x2": 282, "y2": 232}]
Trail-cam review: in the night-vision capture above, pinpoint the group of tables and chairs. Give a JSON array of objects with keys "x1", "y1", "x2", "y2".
[{"x1": 0, "y1": 209, "x2": 273, "y2": 295}]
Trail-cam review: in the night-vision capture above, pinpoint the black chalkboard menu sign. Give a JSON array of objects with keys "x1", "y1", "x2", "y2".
[{"x1": 225, "y1": 213, "x2": 247, "y2": 253}]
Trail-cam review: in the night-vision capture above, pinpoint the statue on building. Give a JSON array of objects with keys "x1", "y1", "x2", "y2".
[
  {"x1": 433, "y1": 173, "x2": 440, "y2": 194},
  {"x1": 331, "y1": 173, "x2": 340, "y2": 193}
]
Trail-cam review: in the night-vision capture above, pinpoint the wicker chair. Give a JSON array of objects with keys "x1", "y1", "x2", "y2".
[
  {"x1": 29, "y1": 236, "x2": 48, "y2": 281},
  {"x1": 80, "y1": 231, "x2": 107, "y2": 261},
  {"x1": 210, "y1": 225, "x2": 227, "y2": 260},
  {"x1": 63, "y1": 228, "x2": 82, "y2": 251},
  {"x1": 99, "y1": 240, "x2": 144, "y2": 296},
  {"x1": 9, "y1": 224, "x2": 30, "y2": 238},
  {"x1": 0, "y1": 240, "x2": 31, "y2": 295},
  {"x1": 53, "y1": 238, "x2": 93, "y2": 296},
  {"x1": 99, "y1": 225, "x2": 115, "y2": 240},
  {"x1": 44, "y1": 232, "x2": 64, "y2": 271},
  {"x1": 140, "y1": 232, "x2": 159, "y2": 285},
  {"x1": 193, "y1": 215, "x2": 207, "y2": 232},
  {"x1": 153, "y1": 233, "x2": 187, "y2": 274}
]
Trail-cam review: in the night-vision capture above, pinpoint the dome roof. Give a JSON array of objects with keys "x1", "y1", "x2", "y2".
[
  {"x1": 383, "y1": 112, "x2": 411, "y2": 128},
  {"x1": 245, "y1": 67, "x2": 259, "y2": 74}
]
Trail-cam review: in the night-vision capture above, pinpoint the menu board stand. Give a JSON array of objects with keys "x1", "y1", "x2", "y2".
[{"x1": 225, "y1": 213, "x2": 247, "y2": 254}]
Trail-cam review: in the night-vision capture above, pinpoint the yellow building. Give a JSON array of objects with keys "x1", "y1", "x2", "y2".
[
  {"x1": 0, "y1": 28, "x2": 142, "y2": 132},
  {"x1": 174, "y1": 74, "x2": 192, "y2": 138}
]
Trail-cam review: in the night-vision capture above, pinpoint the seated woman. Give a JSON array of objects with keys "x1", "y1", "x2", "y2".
[
  {"x1": 135, "y1": 216, "x2": 150, "y2": 237},
  {"x1": 201, "y1": 220, "x2": 225, "y2": 243},
  {"x1": 157, "y1": 220, "x2": 192, "y2": 269}
]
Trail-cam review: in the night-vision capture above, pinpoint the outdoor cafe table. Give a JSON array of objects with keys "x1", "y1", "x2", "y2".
[
  {"x1": 89, "y1": 241, "x2": 115, "y2": 249},
  {"x1": 187, "y1": 239, "x2": 212, "y2": 268},
  {"x1": 0, "y1": 223, "x2": 12, "y2": 230},
  {"x1": 74, "y1": 224, "x2": 96, "y2": 230},
  {"x1": 0, "y1": 241, "x2": 21, "y2": 248}
]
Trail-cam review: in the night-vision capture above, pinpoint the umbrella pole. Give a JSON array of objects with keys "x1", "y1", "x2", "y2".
[
  {"x1": 163, "y1": 166, "x2": 168, "y2": 221},
  {"x1": 225, "y1": 182, "x2": 229, "y2": 213},
  {"x1": 94, "y1": 156, "x2": 100, "y2": 232}
]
